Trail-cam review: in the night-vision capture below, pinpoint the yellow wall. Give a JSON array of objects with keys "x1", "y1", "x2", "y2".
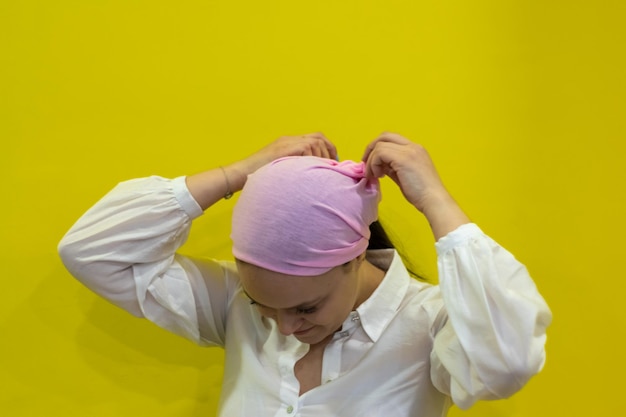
[{"x1": 2, "y1": 1, "x2": 624, "y2": 416}]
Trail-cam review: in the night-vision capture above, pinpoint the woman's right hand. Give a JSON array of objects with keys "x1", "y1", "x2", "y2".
[
  {"x1": 187, "y1": 133, "x2": 337, "y2": 210},
  {"x1": 239, "y1": 133, "x2": 338, "y2": 175}
]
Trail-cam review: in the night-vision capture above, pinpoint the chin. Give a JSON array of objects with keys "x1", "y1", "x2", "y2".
[{"x1": 294, "y1": 327, "x2": 332, "y2": 345}]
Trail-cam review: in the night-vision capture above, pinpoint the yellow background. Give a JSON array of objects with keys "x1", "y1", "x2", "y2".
[{"x1": 2, "y1": 1, "x2": 624, "y2": 416}]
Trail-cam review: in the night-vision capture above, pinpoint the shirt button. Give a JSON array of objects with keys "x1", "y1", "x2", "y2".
[{"x1": 286, "y1": 405, "x2": 294, "y2": 413}]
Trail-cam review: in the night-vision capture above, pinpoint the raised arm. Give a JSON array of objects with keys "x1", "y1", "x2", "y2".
[
  {"x1": 58, "y1": 133, "x2": 337, "y2": 345},
  {"x1": 363, "y1": 133, "x2": 552, "y2": 408}
]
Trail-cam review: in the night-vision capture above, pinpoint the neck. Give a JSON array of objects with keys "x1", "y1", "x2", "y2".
[{"x1": 353, "y1": 259, "x2": 385, "y2": 309}]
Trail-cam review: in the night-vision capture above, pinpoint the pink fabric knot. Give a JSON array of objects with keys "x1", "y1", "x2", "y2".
[{"x1": 231, "y1": 156, "x2": 381, "y2": 276}]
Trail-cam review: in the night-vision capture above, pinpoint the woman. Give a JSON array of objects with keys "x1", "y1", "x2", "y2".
[{"x1": 58, "y1": 132, "x2": 551, "y2": 416}]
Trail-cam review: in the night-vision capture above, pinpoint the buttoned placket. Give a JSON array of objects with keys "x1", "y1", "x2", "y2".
[
  {"x1": 275, "y1": 340, "x2": 308, "y2": 417},
  {"x1": 273, "y1": 311, "x2": 363, "y2": 417},
  {"x1": 321, "y1": 311, "x2": 361, "y2": 385}
]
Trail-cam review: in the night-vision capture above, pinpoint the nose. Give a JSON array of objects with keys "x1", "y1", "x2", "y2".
[{"x1": 275, "y1": 310, "x2": 303, "y2": 336}]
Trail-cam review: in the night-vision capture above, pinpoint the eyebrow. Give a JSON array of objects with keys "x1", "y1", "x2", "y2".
[{"x1": 242, "y1": 289, "x2": 324, "y2": 310}]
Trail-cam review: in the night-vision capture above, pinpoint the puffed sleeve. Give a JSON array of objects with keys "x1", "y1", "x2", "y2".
[
  {"x1": 429, "y1": 223, "x2": 552, "y2": 409},
  {"x1": 58, "y1": 175, "x2": 238, "y2": 347}
]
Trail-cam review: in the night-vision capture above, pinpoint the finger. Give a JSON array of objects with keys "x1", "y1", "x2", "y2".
[
  {"x1": 311, "y1": 143, "x2": 323, "y2": 158},
  {"x1": 303, "y1": 132, "x2": 325, "y2": 139},
  {"x1": 304, "y1": 132, "x2": 337, "y2": 160},
  {"x1": 363, "y1": 140, "x2": 394, "y2": 172},
  {"x1": 362, "y1": 142, "x2": 375, "y2": 163},
  {"x1": 362, "y1": 132, "x2": 410, "y2": 162},
  {"x1": 298, "y1": 141, "x2": 312, "y2": 156},
  {"x1": 365, "y1": 141, "x2": 409, "y2": 181},
  {"x1": 300, "y1": 138, "x2": 322, "y2": 158},
  {"x1": 294, "y1": 135, "x2": 317, "y2": 157},
  {"x1": 317, "y1": 139, "x2": 331, "y2": 159},
  {"x1": 376, "y1": 132, "x2": 411, "y2": 143},
  {"x1": 364, "y1": 147, "x2": 389, "y2": 179}
]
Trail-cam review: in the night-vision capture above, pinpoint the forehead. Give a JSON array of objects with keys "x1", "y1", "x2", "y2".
[{"x1": 236, "y1": 260, "x2": 341, "y2": 309}]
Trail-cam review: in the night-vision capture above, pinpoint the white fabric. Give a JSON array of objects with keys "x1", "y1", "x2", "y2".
[{"x1": 58, "y1": 175, "x2": 552, "y2": 417}]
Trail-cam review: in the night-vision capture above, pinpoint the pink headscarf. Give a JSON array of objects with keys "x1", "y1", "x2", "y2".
[{"x1": 231, "y1": 156, "x2": 381, "y2": 276}]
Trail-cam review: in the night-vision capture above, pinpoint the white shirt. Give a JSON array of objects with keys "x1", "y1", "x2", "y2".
[{"x1": 58, "y1": 175, "x2": 552, "y2": 417}]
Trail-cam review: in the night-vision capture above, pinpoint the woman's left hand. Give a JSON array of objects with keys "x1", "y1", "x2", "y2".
[
  {"x1": 362, "y1": 132, "x2": 470, "y2": 239},
  {"x1": 362, "y1": 133, "x2": 446, "y2": 212}
]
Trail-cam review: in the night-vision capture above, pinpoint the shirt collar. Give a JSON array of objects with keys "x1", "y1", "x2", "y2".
[{"x1": 354, "y1": 249, "x2": 411, "y2": 342}]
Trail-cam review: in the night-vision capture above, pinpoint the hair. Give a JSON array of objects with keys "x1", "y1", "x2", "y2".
[
  {"x1": 367, "y1": 220, "x2": 425, "y2": 281},
  {"x1": 367, "y1": 220, "x2": 395, "y2": 250}
]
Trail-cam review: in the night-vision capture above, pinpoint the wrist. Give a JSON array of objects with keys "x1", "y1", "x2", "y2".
[
  {"x1": 223, "y1": 160, "x2": 252, "y2": 194},
  {"x1": 225, "y1": 151, "x2": 274, "y2": 192},
  {"x1": 419, "y1": 192, "x2": 470, "y2": 241}
]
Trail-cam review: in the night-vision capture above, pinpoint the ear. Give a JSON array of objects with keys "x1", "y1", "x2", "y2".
[
  {"x1": 342, "y1": 252, "x2": 367, "y2": 271},
  {"x1": 352, "y1": 252, "x2": 367, "y2": 270}
]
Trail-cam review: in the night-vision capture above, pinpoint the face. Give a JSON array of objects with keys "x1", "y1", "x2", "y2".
[{"x1": 237, "y1": 259, "x2": 363, "y2": 345}]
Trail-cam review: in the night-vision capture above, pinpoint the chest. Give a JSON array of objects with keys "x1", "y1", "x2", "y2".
[
  {"x1": 294, "y1": 343, "x2": 326, "y2": 395},
  {"x1": 220, "y1": 300, "x2": 439, "y2": 416},
  {"x1": 220, "y1": 332, "x2": 438, "y2": 417}
]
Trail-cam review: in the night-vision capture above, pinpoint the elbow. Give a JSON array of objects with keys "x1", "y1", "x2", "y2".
[
  {"x1": 58, "y1": 235, "x2": 72, "y2": 261},
  {"x1": 484, "y1": 303, "x2": 552, "y2": 400},
  {"x1": 452, "y1": 304, "x2": 552, "y2": 409},
  {"x1": 58, "y1": 236, "x2": 76, "y2": 273},
  {"x1": 58, "y1": 234, "x2": 101, "y2": 287},
  {"x1": 58, "y1": 235, "x2": 145, "y2": 318},
  {"x1": 455, "y1": 346, "x2": 548, "y2": 410},
  {"x1": 498, "y1": 355, "x2": 545, "y2": 398},
  {"x1": 58, "y1": 235, "x2": 84, "y2": 279},
  {"x1": 485, "y1": 346, "x2": 548, "y2": 402}
]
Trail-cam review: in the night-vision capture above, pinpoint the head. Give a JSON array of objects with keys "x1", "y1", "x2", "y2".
[
  {"x1": 236, "y1": 254, "x2": 368, "y2": 344},
  {"x1": 231, "y1": 156, "x2": 381, "y2": 344}
]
